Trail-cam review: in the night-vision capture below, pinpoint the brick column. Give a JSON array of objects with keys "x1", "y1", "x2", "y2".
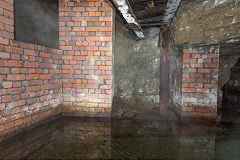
[
  {"x1": 59, "y1": 0, "x2": 114, "y2": 117},
  {"x1": 180, "y1": 45, "x2": 220, "y2": 120}
]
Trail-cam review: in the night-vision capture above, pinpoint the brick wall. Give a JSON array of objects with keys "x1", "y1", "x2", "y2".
[
  {"x1": 0, "y1": 0, "x2": 63, "y2": 137},
  {"x1": 0, "y1": 0, "x2": 114, "y2": 137},
  {"x1": 173, "y1": 45, "x2": 220, "y2": 120},
  {"x1": 59, "y1": 0, "x2": 113, "y2": 118}
]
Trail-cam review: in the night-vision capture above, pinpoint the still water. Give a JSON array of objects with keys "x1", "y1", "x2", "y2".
[{"x1": 0, "y1": 116, "x2": 239, "y2": 160}]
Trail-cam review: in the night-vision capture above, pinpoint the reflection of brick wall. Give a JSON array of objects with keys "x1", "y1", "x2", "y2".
[
  {"x1": 175, "y1": 45, "x2": 220, "y2": 120},
  {"x1": 59, "y1": 0, "x2": 113, "y2": 118},
  {"x1": 0, "y1": 0, "x2": 114, "y2": 137},
  {"x1": 28, "y1": 118, "x2": 111, "y2": 159},
  {"x1": 0, "y1": 118, "x2": 61, "y2": 159},
  {"x1": 0, "y1": 118, "x2": 111, "y2": 159},
  {"x1": 0, "y1": 0, "x2": 62, "y2": 137}
]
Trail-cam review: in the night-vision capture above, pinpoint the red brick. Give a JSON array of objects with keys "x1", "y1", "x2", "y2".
[
  {"x1": 208, "y1": 54, "x2": 219, "y2": 58},
  {"x1": 7, "y1": 74, "x2": 25, "y2": 81},
  {"x1": 182, "y1": 78, "x2": 195, "y2": 83},
  {"x1": 72, "y1": 7, "x2": 85, "y2": 11},
  {"x1": 0, "y1": 103, "x2": 5, "y2": 110},
  {"x1": 5, "y1": 121, "x2": 14, "y2": 130},
  {"x1": 4, "y1": 24, "x2": 14, "y2": 33},
  {"x1": 0, "y1": 60, "x2": 22, "y2": 67},
  {"x1": 2, "y1": 95, "x2": 12, "y2": 102},
  {"x1": 24, "y1": 49, "x2": 37, "y2": 56},
  {"x1": 8, "y1": 87, "x2": 24, "y2": 94},
  {"x1": 86, "y1": 7, "x2": 98, "y2": 11},
  {"x1": 0, "y1": 89, "x2": 7, "y2": 95},
  {"x1": 0, "y1": 37, "x2": 9, "y2": 45},
  {"x1": 190, "y1": 63, "x2": 203, "y2": 68},
  {"x1": 26, "y1": 86, "x2": 42, "y2": 92},
  {"x1": 198, "y1": 69, "x2": 211, "y2": 73},
  {"x1": 204, "y1": 63, "x2": 218, "y2": 68},
  {"x1": 2, "y1": 81, "x2": 12, "y2": 88},
  {"x1": 24, "y1": 62, "x2": 39, "y2": 68},
  {"x1": 40, "y1": 52, "x2": 51, "y2": 58},
  {"x1": 0, "y1": 1, "x2": 13, "y2": 11},
  {"x1": 10, "y1": 100, "x2": 25, "y2": 107},
  {"x1": 39, "y1": 63, "x2": 52, "y2": 68},
  {"x1": 12, "y1": 81, "x2": 21, "y2": 88},
  {"x1": 0, "y1": 15, "x2": 13, "y2": 25},
  {"x1": 99, "y1": 66, "x2": 112, "y2": 70},
  {"x1": 183, "y1": 49, "x2": 197, "y2": 54},
  {"x1": 189, "y1": 73, "x2": 203, "y2": 78},
  {"x1": 204, "y1": 84, "x2": 218, "y2": 88},
  {"x1": 15, "y1": 119, "x2": 24, "y2": 126},
  {"x1": 0, "y1": 52, "x2": 10, "y2": 59},
  {"x1": 182, "y1": 88, "x2": 196, "y2": 93},
  {"x1": 0, "y1": 67, "x2": 9, "y2": 74},
  {"x1": 196, "y1": 78, "x2": 210, "y2": 83}
]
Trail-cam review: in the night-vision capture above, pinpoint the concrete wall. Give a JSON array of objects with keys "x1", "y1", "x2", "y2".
[
  {"x1": 14, "y1": 0, "x2": 59, "y2": 48},
  {"x1": 112, "y1": 14, "x2": 160, "y2": 119},
  {"x1": 171, "y1": 0, "x2": 240, "y2": 45}
]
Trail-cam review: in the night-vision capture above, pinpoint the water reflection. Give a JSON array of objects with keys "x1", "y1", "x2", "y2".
[{"x1": 0, "y1": 117, "x2": 239, "y2": 159}]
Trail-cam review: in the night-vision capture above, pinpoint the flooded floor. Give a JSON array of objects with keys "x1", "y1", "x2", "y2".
[{"x1": 0, "y1": 116, "x2": 240, "y2": 160}]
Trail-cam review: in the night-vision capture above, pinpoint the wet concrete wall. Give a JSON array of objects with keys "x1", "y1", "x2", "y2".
[
  {"x1": 14, "y1": 0, "x2": 59, "y2": 49},
  {"x1": 169, "y1": 45, "x2": 182, "y2": 116},
  {"x1": 112, "y1": 14, "x2": 160, "y2": 119},
  {"x1": 171, "y1": 0, "x2": 240, "y2": 45}
]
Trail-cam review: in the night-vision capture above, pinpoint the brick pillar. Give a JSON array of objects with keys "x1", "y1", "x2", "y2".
[
  {"x1": 180, "y1": 45, "x2": 220, "y2": 120},
  {"x1": 59, "y1": 0, "x2": 114, "y2": 117}
]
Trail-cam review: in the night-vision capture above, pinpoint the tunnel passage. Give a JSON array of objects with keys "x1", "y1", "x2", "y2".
[
  {"x1": 218, "y1": 42, "x2": 240, "y2": 121},
  {"x1": 222, "y1": 58, "x2": 240, "y2": 113}
]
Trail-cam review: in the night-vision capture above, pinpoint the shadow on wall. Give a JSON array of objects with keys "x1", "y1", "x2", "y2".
[
  {"x1": 112, "y1": 14, "x2": 161, "y2": 120},
  {"x1": 14, "y1": 0, "x2": 59, "y2": 49},
  {"x1": 218, "y1": 42, "x2": 240, "y2": 122}
]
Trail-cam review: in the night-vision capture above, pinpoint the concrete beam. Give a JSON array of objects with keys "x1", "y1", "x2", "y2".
[
  {"x1": 111, "y1": 0, "x2": 145, "y2": 38},
  {"x1": 163, "y1": 0, "x2": 181, "y2": 26}
]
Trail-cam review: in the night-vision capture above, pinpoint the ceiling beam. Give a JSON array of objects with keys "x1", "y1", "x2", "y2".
[
  {"x1": 141, "y1": 22, "x2": 162, "y2": 27},
  {"x1": 111, "y1": 0, "x2": 145, "y2": 38},
  {"x1": 138, "y1": 15, "x2": 163, "y2": 23},
  {"x1": 135, "y1": 6, "x2": 165, "y2": 19},
  {"x1": 163, "y1": 0, "x2": 181, "y2": 26}
]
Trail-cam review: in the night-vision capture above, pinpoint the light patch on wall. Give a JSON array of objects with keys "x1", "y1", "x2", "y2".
[
  {"x1": 214, "y1": 0, "x2": 228, "y2": 6},
  {"x1": 134, "y1": 31, "x2": 145, "y2": 39},
  {"x1": 182, "y1": 92, "x2": 217, "y2": 106}
]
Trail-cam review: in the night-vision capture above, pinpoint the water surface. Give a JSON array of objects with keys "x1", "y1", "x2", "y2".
[{"x1": 0, "y1": 117, "x2": 239, "y2": 160}]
